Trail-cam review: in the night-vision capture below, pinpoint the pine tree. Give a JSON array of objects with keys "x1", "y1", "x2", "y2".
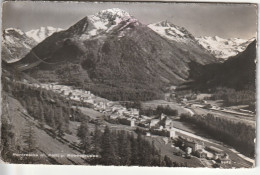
[
  {"x1": 26, "y1": 96, "x2": 33, "y2": 114},
  {"x1": 39, "y1": 103, "x2": 45, "y2": 124},
  {"x1": 110, "y1": 130, "x2": 119, "y2": 163},
  {"x1": 22, "y1": 122, "x2": 37, "y2": 153},
  {"x1": 151, "y1": 140, "x2": 156, "y2": 156},
  {"x1": 100, "y1": 126, "x2": 117, "y2": 165},
  {"x1": 1, "y1": 118, "x2": 15, "y2": 162},
  {"x1": 164, "y1": 155, "x2": 173, "y2": 167},
  {"x1": 117, "y1": 131, "x2": 131, "y2": 165},
  {"x1": 137, "y1": 133, "x2": 145, "y2": 165},
  {"x1": 50, "y1": 107, "x2": 56, "y2": 129},
  {"x1": 130, "y1": 133, "x2": 139, "y2": 165},
  {"x1": 57, "y1": 107, "x2": 64, "y2": 137},
  {"x1": 93, "y1": 124, "x2": 102, "y2": 155},
  {"x1": 77, "y1": 120, "x2": 92, "y2": 153},
  {"x1": 31, "y1": 97, "x2": 39, "y2": 119}
]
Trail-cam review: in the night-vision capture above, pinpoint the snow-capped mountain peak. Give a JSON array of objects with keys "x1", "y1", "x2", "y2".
[
  {"x1": 196, "y1": 36, "x2": 254, "y2": 59},
  {"x1": 97, "y1": 8, "x2": 131, "y2": 19},
  {"x1": 4, "y1": 28, "x2": 24, "y2": 36},
  {"x1": 148, "y1": 20, "x2": 194, "y2": 43},
  {"x1": 2, "y1": 26, "x2": 64, "y2": 63},
  {"x1": 26, "y1": 26, "x2": 63, "y2": 43},
  {"x1": 73, "y1": 8, "x2": 138, "y2": 39},
  {"x1": 2, "y1": 28, "x2": 37, "y2": 63}
]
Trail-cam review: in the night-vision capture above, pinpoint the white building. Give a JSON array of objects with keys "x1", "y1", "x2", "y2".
[
  {"x1": 160, "y1": 113, "x2": 166, "y2": 120},
  {"x1": 150, "y1": 119, "x2": 160, "y2": 128},
  {"x1": 165, "y1": 119, "x2": 172, "y2": 129},
  {"x1": 130, "y1": 120, "x2": 135, "y2": 127},
  {"x1": 169, "y1": 128, "x2": 177, "y2": 138},
  {"x1": 186, "y1": 147, "x2": 192, "y2": 154}
]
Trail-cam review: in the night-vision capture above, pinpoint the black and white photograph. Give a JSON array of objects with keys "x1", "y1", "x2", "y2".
[{"x1": 0, "y1": 1, "x2": 257, "y2": 168}]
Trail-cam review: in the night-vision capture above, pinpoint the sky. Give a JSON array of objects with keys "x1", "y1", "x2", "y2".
[{"x1": 2, "y1": 1, "x2": 257, "y2": 39}]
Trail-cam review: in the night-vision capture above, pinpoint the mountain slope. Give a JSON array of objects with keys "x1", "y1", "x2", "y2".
[
  {"x1": 196, "y1": 36, "x2": 255, "y2": 60},
  {"x1": 11, "y1": 8, "x2": 217, "y2": 100},
  {"x1": 1, "y1": 28, "x2": 37, "y2": 63},
  {"x1": 1, "y1": 62, "x2": 89, "y2": 164},
  {"x1": 185, "y1": 40, "x2": 256, "y2": 91}
]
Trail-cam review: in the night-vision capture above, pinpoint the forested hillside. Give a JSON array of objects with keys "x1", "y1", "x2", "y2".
[{"x1": 180, "y1": 113, "x2": 255, "y2": 157}]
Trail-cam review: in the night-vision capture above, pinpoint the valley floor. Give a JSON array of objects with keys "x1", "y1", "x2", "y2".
[
  {"x1": 78, "y1": 99, "x2": 254, "y2": 168},
  {"x1": 2, "y1": 82, "x2": 255, "y2": 168}
]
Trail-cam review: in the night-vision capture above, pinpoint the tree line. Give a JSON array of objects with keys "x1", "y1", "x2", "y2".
[
  {"x1": 180, "y1": 113, "x2": 255, "y2": 157},
  {"x1": 140, "y1": 105, "x2": 178, "y2": 117},
  {"x1": 3, "y1": 80, "x2": 88, "y2": 136},
  {"x1": 85, "y1": 85, "x2": 162, "y2": 101},
  {"x1": 77, "y1": 122, "x2": 182, "y2": 167},
  {"x1": 211, "y1": 87, "x2": 255, "y2": 111},
  {"x1": 1, "y1": 92, "x2": 43, "y2": 164}
]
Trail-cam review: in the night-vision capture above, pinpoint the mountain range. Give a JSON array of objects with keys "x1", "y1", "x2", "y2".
[
  {"x1": 196, "y1": 36, "x2": 255, "y2": 60},
  {"x1": 2, "y1": 8, "x2": 256, "y2": 101},
  {"x1": 2, "y1": 28, "x2": 37, "y2": 63},
  {"x1": 7, "y1": 8, "x2": 218, "y2": 100},
  {"x1": 2, "y1": 27, "x2": 63, "y2": 63},
  {"x1": 26, "y1": 26, "x2": 63, "y2": 43}
]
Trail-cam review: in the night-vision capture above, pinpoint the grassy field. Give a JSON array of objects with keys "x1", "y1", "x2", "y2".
[
  {"x1": 77, "y1": 106, "x2": 104, "y2": 120},
  {"x1": 142, "y1": 100, "x2": 189, "y2": 114}
]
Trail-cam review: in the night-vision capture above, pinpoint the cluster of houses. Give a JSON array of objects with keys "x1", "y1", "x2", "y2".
[
  {"x1": 38, "y1": 83, "x2": 152, "y2": 126},
  {"x1": 38, "y1": 83, "x2": 179, "y2": 132},
  {"x1": 174, "y1": 135, "x2": 231, "y2": 165}
]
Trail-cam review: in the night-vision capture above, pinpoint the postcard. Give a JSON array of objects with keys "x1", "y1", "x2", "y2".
[{"x1": 0, "y1": 1, "x2": 257, "y2": 168}]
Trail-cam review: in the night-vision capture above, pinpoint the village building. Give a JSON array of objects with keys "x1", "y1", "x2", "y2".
[
  {"x1": 178, "y1": 136, "x2": 204, "y2": 153},
  {"x1": 218, "y1": 153, "x2": 231, "y2": 164},
  {"x1": 146, "y1": 132, "x2": 151, "y2": 137},
  {"x1": 169, "y1": 128, "x2": 177, "y2": 138},
  {"x1": 165, "y1": 119, "x2": 172, "y2": 129},
  {"x1": 205, "y1": 146, "x2": 224, "y2": 159},
  {"x1": 194, "y1": 149, "x2": 207, "y2": 158},
  {"x1": 110, "y1": 114, "x2": 118, "y2": 119},
  {"x1": 130, "y1": 108, "x2": 139, "y2": 116},
  {"x1": 185, "y1": 147, "x2": 192, "y2": 154},
  {"x1": 160, "y1": 113, "x2": 167, "y2": 120},
  {"x1": 84, "y1": 99, "x2": 94, "y2": 104},
  {"x1": 130, "y1": 119, "x2": 135, "y2": 127},
  {"x1": 150, "y1": 119, "x2": 160, "y2": 128}
]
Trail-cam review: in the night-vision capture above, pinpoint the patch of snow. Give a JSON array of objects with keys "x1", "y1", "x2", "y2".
[
  {"x1": 79, "y1": 8, "x2": 137, "y2": 39},
  {"x1": 89, "y1": 29, "x2": 98, "y2": 36},
  {"x1": 196, "y1": 36, "x2": 254, "y2": 59},
  {"x1": 98, "y1": 8, "x2": 131, "y2": 19},
  {"x1": 5, "y1": 28, "x2": 24, "y2": 35},
  {"x1": 4, "y1": 35, "x2": 16, "y2": 44},
  {"x1": 148, "y1": 22, "x2": 190, "y2": 43},
  {"x1": 22, "y1": 42, "x2": 32, "y2": 49},
  {"x1": 26, "y1": 26, "x2": 63, "y2": 43}
]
